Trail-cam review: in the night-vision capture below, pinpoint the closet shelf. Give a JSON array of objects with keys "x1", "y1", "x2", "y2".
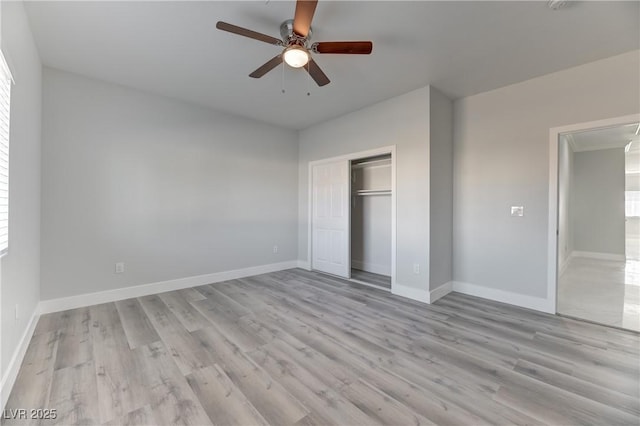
[
  {"x1": 354, "y1": 189, "x2": 392, "y2": 196},
  {"x1": 352, "y1": 159, "x2": 391, "y2": 169}
]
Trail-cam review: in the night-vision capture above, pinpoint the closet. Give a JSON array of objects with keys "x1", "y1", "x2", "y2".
[{"x1": 350, "y1": 154, "x2": 392, "y2": 289}]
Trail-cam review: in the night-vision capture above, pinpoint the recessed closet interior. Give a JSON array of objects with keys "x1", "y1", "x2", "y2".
[{"x1": 350, "y1": 154, "x2": 392, "y2": 289}]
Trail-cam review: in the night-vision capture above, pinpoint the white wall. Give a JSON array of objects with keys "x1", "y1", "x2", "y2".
[
  {"x1": 572, "y1": 148, "x2": 626, "y2": 255},
  {"x1": 429, "y1": 87, "x2": 454, "y2": 289},
  {"x1": 0, "y1": 0, "x2": 42, "y2": 385},
  {"x1": 41, "y1": 68, "x2": 298, "y2": 300},
  {"x1": 299, "y1": 87, "x2": 431, "y2": 291},
  {"x1": 454, "y1": 50, "x2": 640, "y2": 299},
  {"x1": 557, "y1": 135, "x2": 573, "y2": 270}
]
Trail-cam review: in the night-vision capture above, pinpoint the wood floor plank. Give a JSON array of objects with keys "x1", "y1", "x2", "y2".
[
  {"x1": 185, "y1": 364, "x2": 270, "y2": 426},
  {"x1": 34, "y1": 310, "x2": 78, "y2": 336},
  {"x1": 137, "y1": 294, "x2": 217, "y2": 375},
  {"x1": 258, "y1": 309, "x2": 494, "y2": 425},
  {"x1": 513, "y1": 358, "x2": 640, "y2": 416},
  {"x1": 340, "y1": 378, "x2": 435, "y2": 426},
  {"x1": 190, "y1": 297, "x2": 267, "y2": 352},
  {"x1": 115, "y1": 298, "x2": 160, "y2": 350},
  {"x1": 494, "y1": 368, "x2": 639, "y2": 425},
  {"x1": 192, "y1": 326, "x2": 309, "y2": 425},
  {"x1": 177, "y1": 287, "x2": 207, "y2": 302},
  {"x1": 246, "y1": 344, "x2": 378, "y2": 426},
  {"x1": 6, "y1": 268, "x2": 640, "y2": 426},
  {"x1": 51, "y1": 307, "x2": 92, "y2": 371},
  {"x1": 102, "y1": 405, "x2": 157, "y2": 426},
  {"x1": 45, "y1": 360, "x2": 100, "y2": 425},
  {"x1": 3, "y1": 331, "x2": 59, "y2": 426},
  {"x1": 198, "y1": 284, "x2": 252, "y2": 317},
  {"x1": 90, "y1": 303, "x2": 149, "y2": 423},
  {"x1": 157, "y1": 291, "x2": 210, "y2": 332},
  {"x1": 134, "y1": 341, "x2": 213, "y2": 426}
]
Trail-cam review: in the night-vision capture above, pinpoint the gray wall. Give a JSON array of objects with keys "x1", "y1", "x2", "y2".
[
  {"x1": 0, "y1": 1, "x2": 42, "y2": 378},
  {"x1": 41, "y1": 68, "x2": 299, "y2": 300},
  {"x1": 429, "y1": 87, "x2": 454, "y2": 289},
  {"x1": 453, "y1": 50, "x2": 639, "y2": 298},
  {"x1": 298, "y1": 87, "x2": 431, "y2": 290},
  {"x1": 572, "y1": 148, "x2": 625, "y2": 255},
  {"x1": 557, "y1": 136, "x2": 573, "y2": 267},
  {"x1": 351, "y1": 196, "x2": 392, "y2": 275}
]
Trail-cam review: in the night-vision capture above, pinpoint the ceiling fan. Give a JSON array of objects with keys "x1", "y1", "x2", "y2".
[{"x1": 216, "y1": 0, "x2": 373, "y2": 87}]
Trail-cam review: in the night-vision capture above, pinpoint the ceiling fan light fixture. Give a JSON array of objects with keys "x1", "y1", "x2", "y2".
[{"x1": 283, "y1": 45, "x2": 310, "y2": 68}]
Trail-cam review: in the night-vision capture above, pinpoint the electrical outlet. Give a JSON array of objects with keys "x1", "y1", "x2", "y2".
[
  {"x1": 273, "y1": 245, "x2": 278, "y2": 254},
  {"x1": 413, "y1": 263, "x2": 420, "y2": 274},
  {"x1": 510, "y1": 206, "x2": 524, "y2": 217},
  {"x1": 115, "y1": 262, "x2": 125, "y2": 274}
]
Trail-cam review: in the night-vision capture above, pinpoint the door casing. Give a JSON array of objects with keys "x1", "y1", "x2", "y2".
[{"x1": 548, "y1": 113, "x2": 640, "y2": 314}]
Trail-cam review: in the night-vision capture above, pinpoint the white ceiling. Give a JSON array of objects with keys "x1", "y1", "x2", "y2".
[{"x1": 24, "y1": 1, "x2": 640, "y2": 129}]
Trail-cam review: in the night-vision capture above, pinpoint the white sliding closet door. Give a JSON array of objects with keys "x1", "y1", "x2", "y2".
[{"x1": 311, "y1": 160, "x2": 350, "y2": 278}]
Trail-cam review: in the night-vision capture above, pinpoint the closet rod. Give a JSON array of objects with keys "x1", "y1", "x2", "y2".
[{"x1": 354, "y1": 189, "x2": 392, "y2": 196}]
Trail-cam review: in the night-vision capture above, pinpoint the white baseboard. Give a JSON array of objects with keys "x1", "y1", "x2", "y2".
[
  {"x1": 571, "y1": 251, "x2": 625, "y2": 262},
  {"x1": 451, "y1": 281, "x2": 554, "y2": 314},
  {"x1": 429, "y1": 281, "x2": 453, "y2": 303},
  {"x1": 392, "y1": 283, "x2": 429, "y2": 303},
  {"x1": 351, "y1": 260, "x2": 391, "y2": 276},
  {"x1": 38, "y1": 261, "x2": 298, "y2": 314},
  {"x1": 391, "y1": 281, "x2": 453, "y2": 304},
  {"x1": 1, "y1": 308, "x2": 39, "y2": 411},
  {"x1": 296, "y1": 260, "x2": 311, "y2": 271}
]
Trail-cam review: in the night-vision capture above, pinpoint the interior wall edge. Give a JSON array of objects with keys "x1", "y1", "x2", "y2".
[
  {"x1": 296, "y1": 260, "x2": 311, "y2": 270},
  {"x1": 391, "y1": 282, "x2": 429, "y2": 303},
  {"x1": 429, "y1": 281, "x2": 453, "y2": 303}
]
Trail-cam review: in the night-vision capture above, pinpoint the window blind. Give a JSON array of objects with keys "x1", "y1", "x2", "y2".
[{"x1": 0, "y1": 51, "x2": 12, "y2": 256}]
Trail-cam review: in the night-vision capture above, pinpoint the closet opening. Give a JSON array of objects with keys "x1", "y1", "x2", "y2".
[
  {"x1": 308, "y1": 146, "x2": 396, "y2": 293},
  {"x1": 350, "y1": 154, "x2": 392, "y2": 290}
]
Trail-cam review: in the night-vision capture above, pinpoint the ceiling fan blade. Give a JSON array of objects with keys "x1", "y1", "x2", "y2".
[
  {"x1": 249, "y1": 55, "x2": 283, "y2": 78},
  {"x1": 293, "y1": 0, "x2": 318, "y2": 37},
  {"x1": 306, "y1": 59, "x2": 330, "y2": 87},
  {"x1": 216, "y1": 21, "x2": 282, "y2": 46},
  {"x1": 313, "y1": 41, "x2": 373, "y2": 54}
]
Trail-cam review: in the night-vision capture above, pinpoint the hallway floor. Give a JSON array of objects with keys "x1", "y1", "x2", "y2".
[{"x1": 558, "y1": 256, "x2": 640, "y2": 332}]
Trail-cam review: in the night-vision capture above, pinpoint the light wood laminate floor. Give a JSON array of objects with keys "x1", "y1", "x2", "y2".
[{"x1": 5, "y1": 268, "x2": 640, "y2": 425}]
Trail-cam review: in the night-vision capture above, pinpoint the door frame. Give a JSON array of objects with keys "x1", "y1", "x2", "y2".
[
  {"x1": 308, "y1": 145, "x2": 397, "y2": 291},
  {"x1": 547, "y1": 113, "x2": 640, "y2": 314}
]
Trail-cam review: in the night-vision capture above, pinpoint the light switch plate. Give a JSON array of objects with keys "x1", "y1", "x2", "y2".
[{"x1": 511, "y1": 206, "x2": 524, "y2": 217}]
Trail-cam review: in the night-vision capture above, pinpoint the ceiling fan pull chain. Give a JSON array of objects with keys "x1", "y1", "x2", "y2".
[{"x1": 306, "y1": 63, "x2": 311, "y2": 96}]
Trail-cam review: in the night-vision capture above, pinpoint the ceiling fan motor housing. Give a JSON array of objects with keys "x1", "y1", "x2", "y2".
[{"x1": 280, "y1": 19, "x2": 312, "y2": 46}]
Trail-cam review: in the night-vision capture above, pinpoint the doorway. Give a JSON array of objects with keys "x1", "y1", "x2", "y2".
[
  {"x1": 554, "y1": 119, "x2": 640, "y2": 331},
  {"x1": 308, "y1": 146, "x2": 396, "y2": 292}
]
